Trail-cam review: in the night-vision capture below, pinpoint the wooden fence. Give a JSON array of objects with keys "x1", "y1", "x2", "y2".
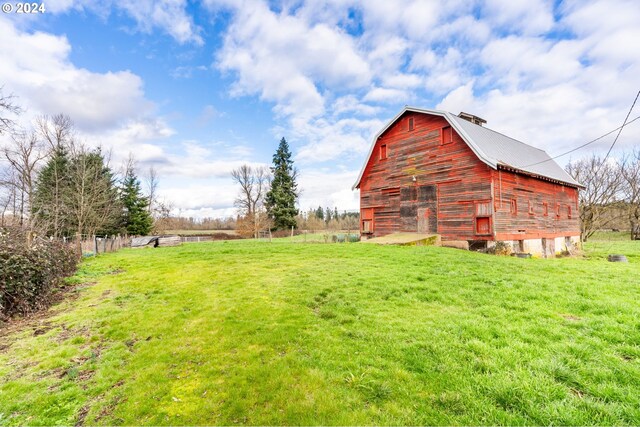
[{"x1": 70, "y1": 235, "x2": 131, "y2": 256}]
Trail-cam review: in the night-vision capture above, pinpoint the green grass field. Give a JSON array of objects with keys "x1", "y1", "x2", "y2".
[{"x1": 1, "y1": 237, "x2": 639, "y2": 425}]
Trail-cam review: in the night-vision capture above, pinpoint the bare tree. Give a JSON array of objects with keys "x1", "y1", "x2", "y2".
[
  {"x1": 151, "y1": 197, "x2": 174, "y2": 234},
  {"x1": 342, "y1": 214, "x2": 359, "y2": 236},
  {"x1": 31, "y1": 115, "x2": 75, "y2": 237},
  {"x1": 621, "y1": 150, "x2": 640, "y2": 239},
  {"x1": 145, "y1": 165, "x2": 159, "y2": 214},
  {"x1": 1, "y1": 131, "x2": 46, "y2": 230},
  {"x1": 0, "y1": 86, "x2": 22, "y2": 135},
  {"x1": 231, "y1": 164, "x2": 271, "y2": 238},
  {"x1": 567, "y1": 154, "x2": 625, "y2": 241},
  {"x1": 0, "y1": 169, "x2": 18, "y2": 226},
  {"x1": 65, "y1": 143, "x2": 122, "y2": 237}
]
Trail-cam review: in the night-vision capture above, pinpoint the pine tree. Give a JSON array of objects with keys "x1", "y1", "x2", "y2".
[
  {"x1": 265, "y1": 137, "x2": 299, "y2": 230},
  {"x1": 325, "y1": 207, "x2": 332, "y2": 223},
  {"x1": 315, "y1": 205, "x2": 324, "y2": 220},
  {"x1": 32, "y1": 144, "x2": 71, "y2": 237},
  {"x1": 120, "y1": 166, "x2": 153, "y2": 236}
]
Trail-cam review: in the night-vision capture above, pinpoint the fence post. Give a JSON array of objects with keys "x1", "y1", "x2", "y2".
[
  {"x1": 76, "y1": 233, "x2": 82, "y2": 258},
  {"x1": 94, "y1": 235, "x2": 98, "y2": 255}
]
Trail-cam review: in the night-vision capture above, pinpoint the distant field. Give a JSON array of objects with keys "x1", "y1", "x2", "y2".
[
  {"x1": 589, "y1": 230, "x2": 635, "y2": 241},
  {"x1": 0, "y1": 237, "x2": 639, "y2": 425},
  {"x1": 165, "y1": 229, "x2": 237, "y2": 236}
]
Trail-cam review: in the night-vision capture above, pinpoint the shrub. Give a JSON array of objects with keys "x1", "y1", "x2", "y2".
[
  {"x1": 0, "y1": 227, "x2": 79, "y2": 318},
  {"x1": 487, "y1": 241, "x2": 512, "y2": 256}
]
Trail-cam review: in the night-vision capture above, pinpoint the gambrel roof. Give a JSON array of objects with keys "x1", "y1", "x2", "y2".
[{"x1": 353, "y1": 107, "x2": 583, "y2": 189}]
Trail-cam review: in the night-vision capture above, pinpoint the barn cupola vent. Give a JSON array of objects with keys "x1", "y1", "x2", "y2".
[{"x1": 458, "y1": 112, "x2": 487, "y2": 127}]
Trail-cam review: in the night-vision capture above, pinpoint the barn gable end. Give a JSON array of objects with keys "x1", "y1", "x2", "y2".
[{"x1": 355, "y1": 107, "x2": 581, "y2": 257}]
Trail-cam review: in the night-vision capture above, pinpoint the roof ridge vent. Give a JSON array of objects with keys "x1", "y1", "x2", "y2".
[{"x1": 458, "y1": 112, "x2": 487, "y2": 127}]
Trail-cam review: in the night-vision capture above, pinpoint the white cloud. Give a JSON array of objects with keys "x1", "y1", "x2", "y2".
[
  {"x1": 7, "y1": 0, "x2": 640, "y2": 219},
  {"x1": 43, "y1": 0, "x2": 202, "y2": 44},
  {"x1": 297, "y1": 168, "x2": 360, "y2": 212},
  {"x1": 215, "y1": 0, "x2": 371, "y2": 120},
  {"x1": 482, "y1": 0, "x2": 554, "y2": 36},
  {"x1": 331, "y1": 95, "x2": 380, "y2": 117},
  {"x1": 0, "y1": 17, "x2": 153, "y2": 131},
  {"x1": 293, "y1": 116, "x2": 383, "y2": 164},
  {"x1": 363, "y1": 87, "x2": 409, "y2": 103}
]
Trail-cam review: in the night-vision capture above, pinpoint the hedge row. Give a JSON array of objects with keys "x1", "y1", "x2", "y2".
[{"x1": 0, "y1": 227, "x2": 79, "y2": 318}]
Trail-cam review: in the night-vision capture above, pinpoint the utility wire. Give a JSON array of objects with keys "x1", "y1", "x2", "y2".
[
  {"x1": 520, "y1": 111, "x2": 640, "y2": 168},
  {"x1": 601, "y1": 90, "x2": 640, "y2": 165}
]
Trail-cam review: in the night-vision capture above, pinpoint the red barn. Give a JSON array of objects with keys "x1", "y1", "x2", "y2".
[{"x1": 353, "y1": 107, "x2": 582, "y2": 257}]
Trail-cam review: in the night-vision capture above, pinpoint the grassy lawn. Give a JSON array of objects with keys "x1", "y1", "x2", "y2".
[{"x1": 1, "y1": 238, "x2": 639, "y2": 425}]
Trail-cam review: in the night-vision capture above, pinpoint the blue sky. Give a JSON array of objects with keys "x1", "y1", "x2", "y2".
[{"x1": 1, "y1": 0, "x2": 639, "y2": 217}]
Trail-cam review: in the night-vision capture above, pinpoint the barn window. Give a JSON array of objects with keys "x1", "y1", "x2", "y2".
[
  {"x1": 362, "y1": 220, "x2": 372, "y2": 233},
  {"x1": 567, "y1": 205, "x2": 572, "y2": 219},
  {"x1": 556, "y1": 202, "x2": 561, "y2": 218},
  {"x1": 542, "y1": 202, "x2": 548, "y2": 216},
  {"x1": 380, "y1": 144, "x2": 387, "y2": 160},
  {"x1": 510, "y1": 199, "x2": 517, "y2": 215},
  {"x1": 528, "y1": 200, "x2": 534, "y2": 215},
  {"x1": 442, "y1": 126, "x2": 453, "y2": 145},
  {"x1": 408, "y1": 117, "x2": 414, "y2": 131},
  {"x1": 475, "y1": 201, "x2": 491, "y2": 216}
]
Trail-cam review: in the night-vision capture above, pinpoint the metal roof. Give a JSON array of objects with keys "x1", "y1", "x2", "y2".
[{"x1": 352, "y1": 106, "x2": 582, "y2": 189}]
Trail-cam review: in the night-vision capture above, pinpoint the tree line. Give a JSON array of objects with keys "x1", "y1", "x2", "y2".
[
  {"x1": 0, "y1": 89, "x2": 155, "y2": 239},
  {"x1": 231, "y1": 137, "x2": 360, "y2": 238},
  {"x1": 567, "y1": 151, "x2": 640, "y2": 241}
]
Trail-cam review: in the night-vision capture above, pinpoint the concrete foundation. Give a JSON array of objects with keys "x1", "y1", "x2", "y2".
[{"x1": 496, "y1": 235, "x2": 581, "y2": 257}]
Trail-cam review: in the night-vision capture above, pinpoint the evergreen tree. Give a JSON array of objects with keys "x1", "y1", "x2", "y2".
[
  {"x1": 265, "y1": 137, "x2": 299, "y2": 229},
  {"x1": 32, "y1": 144, "x2": 71, "y2": 237},
  {"x1": 120, "y1": 166, "x2": 153, "y2": 236},
  {"x1": 325, "y1": 206, "x2": 332, "y2": 223},
  {"x1": 315, "y1": 205, "x2": 324, "y2": 220},
  {"x1": 33, "y1": 145, "x2": 123, "y2": 237},
  {"x1": 334, "y1": 207, "x2": 339, "y2": 221}
]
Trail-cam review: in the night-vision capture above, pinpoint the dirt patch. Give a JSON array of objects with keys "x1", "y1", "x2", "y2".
[
  {"x1": 95, "y1": 391, "x2": 126, "y2": 422},
  {"x1": 0, "y1": 282, "x2": 97, "y2": 339},
  {"x1": 33, "y1": 327, "x2": 49, "y2": 336},
  {"x1": 56, "y1": 325, "x2": 91, "y2": 343},
  {"x1": 75, "y1": 404, "x2": 90, "y2": 427},
  {"x1": 560, "y1": 314, "x2": 581, "y2": 321}
]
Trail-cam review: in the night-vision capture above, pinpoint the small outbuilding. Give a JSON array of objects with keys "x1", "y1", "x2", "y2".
[
  {"x1": 353, "y1": 107, "x2": 583, "y2": 257},
  {"x1": 131, "y1": 236, "x2": 160, "y2": 248},
  {"x1": 131, "y1": 235, "x2": 182, "y2": 248}
]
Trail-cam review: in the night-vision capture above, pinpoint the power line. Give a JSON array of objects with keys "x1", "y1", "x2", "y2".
[
  {"x1": 520, "y1": 112, "x2": 640, "y2": 168},
  {"x1": 601, "y1": 90, "x2": 640, "y2": 164}
]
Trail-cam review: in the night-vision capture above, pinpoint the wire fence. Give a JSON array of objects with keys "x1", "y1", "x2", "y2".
[{"x1": 50, "y1": 234, "x2": 131, "y2": 257}]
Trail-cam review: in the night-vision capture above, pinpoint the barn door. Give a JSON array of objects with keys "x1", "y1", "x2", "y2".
[{"x1": 417, "y1": 208, "x2": 430, "y2": 233}]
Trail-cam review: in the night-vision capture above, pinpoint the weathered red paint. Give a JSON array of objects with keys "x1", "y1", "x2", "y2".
[{"x1": 356, "y1": 111, "x2": 580, "y2": 242}]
